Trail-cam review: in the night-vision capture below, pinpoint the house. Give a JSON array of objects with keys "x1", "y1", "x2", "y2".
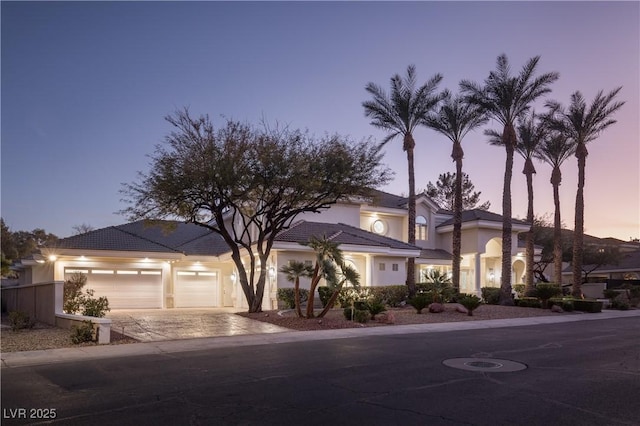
[{"x1": 14, "y1": 189, "x2": 531, "y2": 310}]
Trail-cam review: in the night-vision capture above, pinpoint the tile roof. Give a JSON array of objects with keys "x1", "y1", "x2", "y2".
[
  {"x1": 275, "y1": 221, "x2": 419, "y2": 251},
  {"x1": 418, "y1": 248, "x2": 453, "y2": 261},
  {"x1": 436, "y1": 209, "x2": 530, "y2": 227},
  {"x1": 364, "y1": 189, "x2": 408, "y2": 209},
  {"x1": 49, "y1": 220, "x2": 230, "y2": 256},
  {"x1": 564, "y1": 249, "x2": 640, "y2": 273}
]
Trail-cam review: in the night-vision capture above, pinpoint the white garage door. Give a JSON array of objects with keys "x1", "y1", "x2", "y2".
[
  {"x1": 65, "y1": 268, "x2": 163, "y2": 309},
  {"x1": 174, "y1": 271, "x2": 219, "y2": 308}
]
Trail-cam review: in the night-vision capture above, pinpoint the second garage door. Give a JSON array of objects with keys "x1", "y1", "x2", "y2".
[{"x1": 174, "y1": 271, "x2": 219, "y2": 308}]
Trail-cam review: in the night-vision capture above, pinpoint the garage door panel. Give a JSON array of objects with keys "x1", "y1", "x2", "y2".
[
  {"x1": 65, "y1": 269, "x2": 162, "y2": 309},
  {"x1": 175, "y1": 271, "x2": 218, "y2": 308}
]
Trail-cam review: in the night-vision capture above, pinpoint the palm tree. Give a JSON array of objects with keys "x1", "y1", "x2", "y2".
[
  {"x1": 424, "y1": 92, "x2": 487, "y2": 293},
  {"x1": 460, "y1": 54, "x2": 558, "y2": 305},
  {"x1": 545, "y1": 88, "x2": 624, "y2": 297},
  {"x1": 318, "y1": 263, "x2": 360, "y2": 318},
  {"x1": 486, "y1": 111, "x2": 547, "y2": 295},
  {"x1": 280, "y1": 261, "x2": 313, "y2": 317},
  {"x1": 534, "y1": 126, "x2": 577, "y2": 286},
  {"x1": 305, "y1": 235, "x2": 344, "y2": 318},
  {"x1": 363, "y1": 65, "x2": 444, "y2": 296}
]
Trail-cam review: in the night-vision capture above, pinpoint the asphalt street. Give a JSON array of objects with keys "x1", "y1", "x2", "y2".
[{"x1": 2, "y1": 317, "x2": 639, "y2": 425}]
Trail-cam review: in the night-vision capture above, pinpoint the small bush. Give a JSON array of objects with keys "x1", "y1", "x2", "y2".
[
  {"x1": 369, "y1": 285, "x2": 407, "y2": 307},
  {"x1": 512, "y1": 284, "x2": 526, "y2": 298},
  {"x1": 366, "y1": 301, "x2": 387, "y2": 319},
  {"x1": 318, "y1": 287, "x2": 333, "y2": 308},
  {"x1": 343, "y1": 307, "x2": 369, "y2": 323},
  {"x1": 481, "y1": 287, "x2": 501, "y2": 305},
  {"x1": 277, "y1": 288, "x2": 309, "y2": 309},
  {"x1": 534, "y1": 283, "x2": 562, "y2": 308},
  {"x1": 603, "y1": 289, "x2": 619, "y2": 300},
  {"x1": 611, "y1": 298, "x2": 630, "y2": 310},
  {"x1": 71, "y1": 320, "x2": 95, "y2": 344},
  {"x1": 82, "y1": 295, "x2": 110, "y2": 318},
  {"x1": 549, "y1": 298, "x2": 575, "y2": 312},
  {"x1": 573, "y1": 299, "x2": 603, "y2": 313},
  {"x1": 64, "y1": 272, "x2": 87, "y2": 314},
  {"x1": 516, "y1": 297, "x2": 542, "y2": 308},
  {"x1": 408, "y1": 294, "x2": 432, "y2": 314},
  {"x1": 8, "y1": 311, "x2": 36, "y2": 331},
  {"x1": 337, "y1": 287, "x2": 372, "y2": 308},
  {"x1": 458, "y1": 294, "x2": 482, "y2": 316}
]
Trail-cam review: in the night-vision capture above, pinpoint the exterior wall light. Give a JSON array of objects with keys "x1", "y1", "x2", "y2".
[{"x1": 48, "y1": 255, "x2": 57, "y2": 262}]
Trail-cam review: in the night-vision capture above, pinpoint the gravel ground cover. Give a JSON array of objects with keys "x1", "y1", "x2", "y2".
[
  {"x1": 237, "y1": 303, "x2": 576, "y2": 331},
  {"x1": 0, "y1": 319, "x2": 137, "y2": 353}
]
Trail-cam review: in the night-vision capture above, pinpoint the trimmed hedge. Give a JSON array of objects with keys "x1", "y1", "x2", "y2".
[
  {"x1": 481, "y1": 287, "x2": 501, "y2": 305},
  {"x1": 573, "y1": 299, "x2": 603, "y2": 313},
  {"x1": 515, "y1": 297, "x2": 542, "y2": 308},
  {"x1": 277, "y1": 288, "x2": 309, "y2": 309},
  {"x1": 369, "y1": 285, "x2": 408, "y2": 307}
]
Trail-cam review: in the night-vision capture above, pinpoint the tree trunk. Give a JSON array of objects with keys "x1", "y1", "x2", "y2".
[
  {"x1": 317, "y1": 288, "x2": 341, "y2": 318},
  {"x1": 293, "y1": 278, "x2": 303, "y2": 317},
  {"x1": 305, "y1": 263, "x2": 321, "y2": 318},
  {"x1": 524, "y1": 158, "x2": 536, "y2": 295},
  {"x1": 500, "y1": 124, "x2": 515, "y2": 305},
  {"x1": 572, "y1": 143, "x2": 588, "y2": 297},
  {"x1": 452, "y1": 142, "x2": 464, "y2": 293},
  {"x1": 551, "y1": 166, "x2": 563, "y2": 286},
  {"x1": 404, "y1": 133, "x2": 417, "y2": 297}
]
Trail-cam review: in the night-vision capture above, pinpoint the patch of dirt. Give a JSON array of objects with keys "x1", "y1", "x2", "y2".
[{"x1": 237, "y1": 303, "x2": 574, "y2": 331}]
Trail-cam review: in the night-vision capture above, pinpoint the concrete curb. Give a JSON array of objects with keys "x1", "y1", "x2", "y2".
[{"x1": 2, "y1": 309, "x2": 639, "y2": 369}]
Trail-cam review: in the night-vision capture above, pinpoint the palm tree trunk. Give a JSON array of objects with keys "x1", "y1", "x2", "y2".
[
  {"x1": 500, "y1": 124, "x2": 516, "y2": 305},
  {"x1": 293, "y1": 278, "x2": 303, "y2": 317},
  {"x1": 551, "y1": 166, "x2": 563, "y2": 286},
  {"x1": 404, "y1": 133, "x2": 417, "y2": 297},
  {"x1": 306, "y1": 263, "x2": 321, "y2": 318},
  {"x1": 524, "y1": 158, "x2": 536, "y2": 295},
  {"x1": 317, "y1": 289, "x2": 341, "y2": 318},
  {"x1": 452, "y1": 142, "x2": 464, "y2": 293},
  {"x1": 572, "y1": 143, "x2": 588, "y2": 297}
]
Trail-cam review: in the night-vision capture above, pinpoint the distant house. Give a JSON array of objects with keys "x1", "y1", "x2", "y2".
[{"x1": 15, "y1": 190, "x2": 531, "y2": 310}]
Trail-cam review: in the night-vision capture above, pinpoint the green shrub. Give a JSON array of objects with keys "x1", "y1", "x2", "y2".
[
  {"x1": 337, "y1": 287, "x2": 371, "y2": 308},
  {"x1": 534, "y1": 283, "x2": 562, "y2": 308},
  {"x1": 369, "y1": 285, "x2": 407, "y2": 307},
  {"x1": 82, "y1": 294, "x2": 110, "y2": 318},
  {"x1": 480, "y1": 287, "x2": 501, "y2": 305},
  {"x1": 277, "y1": 288, "x2": 309, "y2": 309},
  {"x1": 342, "y1": 307, "x2": 369, "y2": 323},
  {"x1": 512, "y1": 284, "x2": 526, "y2": 298},
  {"x1": 549, "y1": 297, "x2": 575, "y2": 312},
  {"x1": 573, "y1": 299, "x2": 603, "y2": 313},
  {"x1": 318, "y1": 287, "x2": 333, "y2": 308},
  {"x1": 408, "y1": 294, "x2": 432, "y2": 314},
  {"x1": 71, "y1": 320, "x2": 95, "y2": 344},
  {"x1": 8, "y1": 311, "x2": 36, "y2": 331},
  {"x1": 611, "y1": 298, "x2": 630, "y2": 310},
  {"x1": 516, "y1": 297, "x2": 542, "y2": 308},
  {"x1": 366, "y1": 301, "x2": 387, "y2": 319},
  {"x1": 458, "y1": 294, "x2": 482, "y2": 316},
  {"x1": 603, "y1": 289, "x2": 619, "y2": 300},
  {"x1": 64, "y1": 273, "x2": 111, "y2": 317}
]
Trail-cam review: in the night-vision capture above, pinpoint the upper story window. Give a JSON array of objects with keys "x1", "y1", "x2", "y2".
[
  {"x1": 371, "y1": 219, "x2": 387, "y2": 235},
  {"x1": 416, "y1": 215, "x2": 428, "y2": 240}
]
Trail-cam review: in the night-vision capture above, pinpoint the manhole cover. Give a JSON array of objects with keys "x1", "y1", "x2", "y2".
[{"x1": 443, "y1": 358, "x2": 527, "y2": 372}]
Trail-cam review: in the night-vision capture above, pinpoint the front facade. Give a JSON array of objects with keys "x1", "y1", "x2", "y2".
[{"x1": 16, "y1": 190, "x2": 531, "y2": 310}]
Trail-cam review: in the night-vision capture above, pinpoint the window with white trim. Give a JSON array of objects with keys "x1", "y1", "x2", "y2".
[{"x1": 416, "y1": 215, "x2": 428, "y2": 240}]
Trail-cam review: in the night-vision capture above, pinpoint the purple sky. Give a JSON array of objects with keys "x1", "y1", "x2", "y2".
[{"x1": 2, "y1": 1, "x2": 638, "y2": 241}]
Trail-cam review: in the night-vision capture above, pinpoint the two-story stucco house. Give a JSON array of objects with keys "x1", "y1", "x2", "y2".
[{"x1": 16, "y1": 189, "x2": 530, "y2": 310}]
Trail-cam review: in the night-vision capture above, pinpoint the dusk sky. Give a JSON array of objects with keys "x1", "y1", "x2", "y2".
[{"x1": 2, "y1": 1, "x2": 638, "y2": 241}]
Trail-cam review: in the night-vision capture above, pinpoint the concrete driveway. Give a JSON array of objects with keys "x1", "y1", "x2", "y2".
[{"x1": 107, "y1": 308, "x2": 290, "y2": 342}]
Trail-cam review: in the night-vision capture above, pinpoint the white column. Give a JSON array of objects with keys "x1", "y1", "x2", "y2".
[{"x1": 474, "y1": 253, "x2": 482, "y2": 296}]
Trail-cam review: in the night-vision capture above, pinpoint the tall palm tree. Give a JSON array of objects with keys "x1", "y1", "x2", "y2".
[
  {"x1": 363, "y1": 65, "x2": 444, "y2": 297},
  {"x1": 545, "y1": 88, "x2": 624, "y2": 297},
  {"x1": 534, "y1": 126, "x2": 577, "y2": 286},
  {"x1": 280, "y1": 261, "x2": 313, "y2": 318},
  {"x1": 424, "y1": 92, "x2": 487, "y2": 293},
  {"x1": 460, "y1": 54, "x2": 558, "y2": 305},
  {"x1": 486, "y1": 111, "x2": 547, "y2": 295}
]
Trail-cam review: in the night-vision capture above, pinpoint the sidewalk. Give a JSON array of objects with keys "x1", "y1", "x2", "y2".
[{"x1": 2, "y1": 309, "x2": 639, "y2": 369}]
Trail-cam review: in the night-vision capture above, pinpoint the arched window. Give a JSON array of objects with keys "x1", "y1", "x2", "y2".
[{"x1": 416, "y1": 215, "x2": 428, "y2": 240}]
